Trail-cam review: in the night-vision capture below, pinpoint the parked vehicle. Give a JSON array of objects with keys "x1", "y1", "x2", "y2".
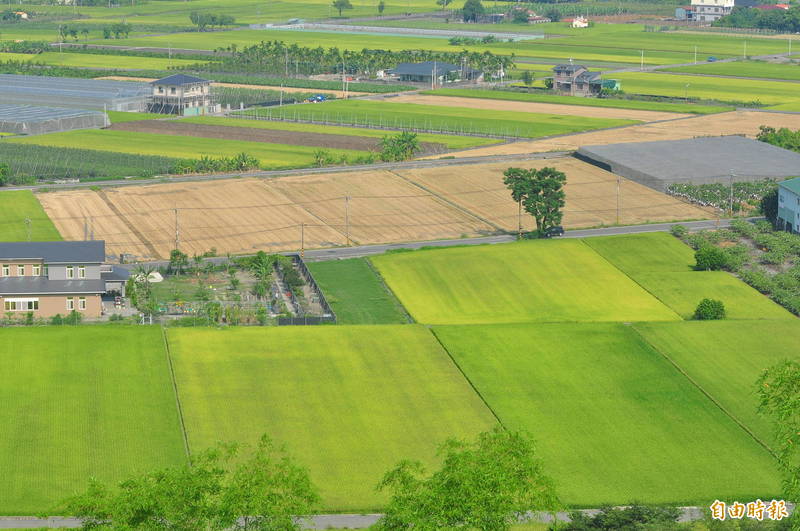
[{"x1": 543, "y1": 226, "x2": 565, "y2": 238}]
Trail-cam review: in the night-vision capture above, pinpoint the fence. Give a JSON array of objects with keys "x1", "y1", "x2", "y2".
[{"x1": 276, "y1": 253, "x2": 337, "y2": 326}]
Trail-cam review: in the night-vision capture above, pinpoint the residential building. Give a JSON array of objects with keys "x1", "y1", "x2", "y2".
[
  {"x1": 147, "y1": 74, "x2": 219, "y2": 116},
  {"x1": 0, "y1": 241, "x2": 128, "y2": 319},
  {"x1": 552, "y1": 64, "x2": 617, "y2": 97},
  {"x1": 778, "y1": 177, "x2": 800, "y2": 234},
  {"x1": 690, "y1": 0, "x2": 735, "y2": 22},
  {"x1": 388, "y1": 61, "x2": 482, "y2": 86},
  {"x1": 571, "y1": 15, "x2": 590, "y2": 28},
  {"x1": 675, "y1": 5, "x2": 697, "y2": 20}
]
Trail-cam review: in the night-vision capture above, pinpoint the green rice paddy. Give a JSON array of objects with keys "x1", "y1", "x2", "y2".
[
  {"x1": 0, "y1": 326, "x2": 186, "y2": 514},
  {"x1": 0, "y1": 51, "x2": 200, "y2": 70},
  {"x1": 167, "y1": 325, "x2": 497, "y2": 511},
  {"x1": 434, "y1": 322, "x2": 781, "y2": 505},
  {"x1": 0, "y1": 191, "x2": 61, "y2": 241},
  {"x1": 371, "y1": 240, "x2": 679, "y2": 324}
]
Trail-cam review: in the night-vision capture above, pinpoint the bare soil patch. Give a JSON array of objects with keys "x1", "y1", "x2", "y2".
[
  {"x1": 393, "y1": 94, "x2": 689, "y2": 122},
  {"x1": 430, "y1": 110, "x2": 800, "y2": 157},
  {"x1": 109, "y1": 120, "x2": 445, "y2": 152}
]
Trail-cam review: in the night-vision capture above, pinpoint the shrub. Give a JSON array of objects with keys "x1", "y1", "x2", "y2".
[
  {"x1": 695, "y1": 245, "x2": 728, "y2": 271},
  {"x1": 722, "y1": 244, "x2": 749, "y2": 271},
  {"x1": 694, "y1": 298, "x2": 726, "y2": 320},
  {"x1": 669, "y1": 224, "x2": 688, "y2": 238},
  {"x1": 50, "y1": 313, "x2": 63, "y2": 325},
  {"x1": 729, "y1": 218, "x2": 756, "y2": 238}
]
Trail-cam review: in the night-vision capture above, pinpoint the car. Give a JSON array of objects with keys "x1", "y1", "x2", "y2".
[
  {"x1": 707, "y1": 56, "x2": 718, "y2": 62},
  {"x1": 543, "y1": 226, "x2": 565, "y2": 238}
]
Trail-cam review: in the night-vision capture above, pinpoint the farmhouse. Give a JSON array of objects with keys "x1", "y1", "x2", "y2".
[
  {"x1": 0, "y1": 241, "x2": 128, "y2": 319},
  {"x1": 690, "y1": 0, "x2": 734, "y2": 21},
  {"x1": 388, "y1": 61, "x2": 482, "y2": 86},
  {"x1": 552, "y1": 64, "x2": 617, "y2": 97},
  {"x1": 148, "y1": 74, "x2": 219, "y2": 116},
  {"x1": 576, "y1": 136, "x2": 800, "y2": 191},
  {"x1": 777, "y1": 177, "x2": 800, "y2": 234}
]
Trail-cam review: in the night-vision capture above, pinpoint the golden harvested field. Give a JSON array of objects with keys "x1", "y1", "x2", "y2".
[
  {"x1": 392, "y1": 94, "x2": 690, "y2": 122},
  {"x1": 397, "y1": 158, "x2": 711, "y2": 230},
  {"x1": 437, "y1": 110, "x2": 800, "y2": 157},
  {"x1": 38, "y1": 172, "x2": 494, "y2": 260},
  {"x1": 39, "y1": 156, "x2": 711, "y2": 259}
]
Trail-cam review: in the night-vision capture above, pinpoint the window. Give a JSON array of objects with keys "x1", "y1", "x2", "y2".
[
  {"x1": 78, "y1": 297, "x2": 86, "y2": 311},
  {"x1": 66, "y1": 297, "x2": 74, "y2": 311},
  {"x1": 32, "y1": 265, "x2": 40, "y2": 276},
  {"x1": 43, "y1": 265, "x2": 48, "y2": 277},
  {"x1": 78, "y1": 266, "x2": 86, "y2": 279},
  {"x1": 170, "y1": 87, "x2": 176, "y2": 95},
  {"x1": 4, "y1": 298, "x2": 38, "y2": 311},
  {"x1": 66, "y1": 266, "x2": 74, "y2": 279},
  {"x1": 158, "y1": 86, "x2": 164, "y2": 94},
  {"x1": 1, "y1": 265, "x2": 8, "y2": 276},
  {"x1": 17, "y1": 265, "x2": 25, "y2": 276}
]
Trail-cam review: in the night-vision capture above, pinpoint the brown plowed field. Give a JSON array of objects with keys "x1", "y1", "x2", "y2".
[
  {"x1": 39, "y1": 157, "x2": 711, "y2": 260},
  {"x1": 397, "y1": 158, "x2": 711, "y2": 230},
  {"x1": 433, "y1": 110, "x2": 800, "y2": 157},
  {"x1": 392, "y1": 94, "x2": 690, "y2": 122},
  {"x1": 109, "y1": 120, "x2": 445, "y2": 152}
]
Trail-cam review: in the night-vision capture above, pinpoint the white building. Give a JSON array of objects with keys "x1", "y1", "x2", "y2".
[
  {"x1": 778, "y1": 177, "x2": 800, "y2": 234},
  {"x1": 690, "y1": 0, "x2": 735, "y2": 22}
]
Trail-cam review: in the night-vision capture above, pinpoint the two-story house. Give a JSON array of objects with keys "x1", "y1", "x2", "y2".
[
  {"x1": 147, "y1": 74, "x2": 218, "y2": 116},
  {"x1": 0, "y1": 241, "x2": 127, "y2": 319},
  {"x1": 777, "y1": 177, "x2": 800, "y2": 234},
  {"x1": 552, "y1": 64, "x2": 612, "y2": 97},
  {"x1": 690, "y1": 0, "x2": 735, "y2": 21}
]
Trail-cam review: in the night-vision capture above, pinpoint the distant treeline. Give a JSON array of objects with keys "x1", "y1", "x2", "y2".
[{"x1": 714, "y1": 5, "x2": 800, "y2": 32}]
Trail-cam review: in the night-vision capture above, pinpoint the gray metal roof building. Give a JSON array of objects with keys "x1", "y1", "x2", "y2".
[
  {"x1": 0, "y1": 241, "x2": 106, "y2": 263},
  {"x1": 0, "y1": 74, "x2": 150, "y2": 112},
  {"x1": 0, "y1": 104, "x2": 109, "y2": 135},
  {"x1": 576, "y1": 136, "x2": 800, "y2": 191}
]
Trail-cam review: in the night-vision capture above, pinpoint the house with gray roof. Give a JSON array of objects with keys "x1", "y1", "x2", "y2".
[
  {"x1": 778, "y1": 177, "x2": 800, "y2": 234},
  {"x1": 388, "y1": 61, "x2": 482, "y2": 86},
  {"x1": 148, "y1": 74, "x2": 219, "y2": 116},
  {"x1": 0, "y1": 241, "x2": 128, "y2": 319},
  {"x1": 552, "y1": 64, "x2": 616, "y2": 97}
]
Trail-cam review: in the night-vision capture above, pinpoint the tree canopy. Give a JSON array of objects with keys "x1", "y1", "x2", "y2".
[
  {"x1": 376, "y1": 427, "x2": 559, "y2": 530},
  {"x1": 462, "y1": 0, "x2": 485, "y2": 22},
  {"x1": 63, "y1": 435, "x2": 319, "y2": 530},
  {"x1": 503, "y1": 166, "x2": 567, "y2": 236}
]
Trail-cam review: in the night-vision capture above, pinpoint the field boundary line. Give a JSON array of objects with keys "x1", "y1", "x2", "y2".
[
  {"x1": 364, "y1": 257, "x2": 414, "y2": 324},
  {"x1": 386, "y1": 170, "x2": 506, "y2": 233},
  {"x1": 628, "y1": 323, "x2": 776, "y2": 458},
  {"x1": 161, "y1": 327, "x2": 192, "y2": 460},
  {"x1": 428, "y1": 328, "x2": 506, "y2": 430}
]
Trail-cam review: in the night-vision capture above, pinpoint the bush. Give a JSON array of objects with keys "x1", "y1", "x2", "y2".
[
  {"x1": 669, "y1": 224, "x2": 687, "y2": 238},
  {"x1": 695, "y1": 245, "x2": 728, "y2": 271},
  {"x1": 694, "y1": 298, "x2": 726, "y2": 320},
  {"x1": 561, "y1": 504, "x2": 680, "y2": 530}
]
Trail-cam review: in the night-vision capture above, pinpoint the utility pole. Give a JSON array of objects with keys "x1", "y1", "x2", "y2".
[
  {"x1": 640, "y1": 50, "x2": 644, "y2": 70},
  {"x1": 616, "y1": 176, "x2": 621, "y2": 225},
  {"x1": 729, "y1": 172, "x2": 734, "y2": 217},
  {"x1": 694, "y1": 45, "x2": 697, "y2": 64},
  {"x1": 744, "y1": 40, "x2": 747, "y2": 59},
  {"x1": 432, "y1": 61, "x2": 437, "y2": 90},
  {"x1": 790, "y1": 38, "x2": 792, "y2": 55},
  {"x1": 300, "y1": 223, "x2": 305, "y2": 259},
  {"x1": 174, "y1": 208, "x2": 180, "y2": 251},
  {"x1": 83, "y1": 217, "x2": 88, "y2": 241},
  {"x1": 24, "y1": 218, "x2": 31, "y2": 242},
  {"x1": 344, "y1": 195, "x2": 351, "y2": 246},
  {"x1": 517, "y1": 198, "x2": 522, "y2": 239}
]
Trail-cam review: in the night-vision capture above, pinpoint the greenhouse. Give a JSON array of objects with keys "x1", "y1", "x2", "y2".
[
  {"x1": 0, "y1": 74, "x2": 150, "y2": 111},
  {"x1": 0, "y1": 104, "x2": 110, "y2": 135}
]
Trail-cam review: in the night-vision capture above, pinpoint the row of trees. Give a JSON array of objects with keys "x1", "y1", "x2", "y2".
[
  {"x1": 714, "y1": 5, "x2": 800, "y2": 32},
  {"x1": 189, "y1": 11, "x2": 236, "y2": 31},
  {"x1": 192, "y1": 40, "x2": 514, "y2": 79}
]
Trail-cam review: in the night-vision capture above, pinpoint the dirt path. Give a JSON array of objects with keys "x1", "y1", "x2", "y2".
[
  {"x1": 109, "y1": 120, "x2": 445, "y2": 152},
  {"x1": 95, "y1": 76, "x2": 367, "y2": 97},
  {"x1": 391, "y1": 94, "x2": 690, "y2": 122}
]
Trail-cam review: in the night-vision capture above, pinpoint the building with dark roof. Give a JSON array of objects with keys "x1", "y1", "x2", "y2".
[
  {"x1": 388, "y1": 61, "x2": 482, "y2": 86},
  {"x1": 148, "y1": 74, "x2": 219, "y2": 115},
  {"x1": 552, "y1": 64, "x2": 616, "y2": 97},
  {"x1": 0, "y1": 241, "x2": 127, "y2": 319}
]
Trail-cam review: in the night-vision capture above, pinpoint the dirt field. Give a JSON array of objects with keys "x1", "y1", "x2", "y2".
[
  {"x1": 39, "y1": 156, "x2": 710, "y2": 260},
  {"x1": 109, "y1": 120, "x2": 444, "y2": 152},
  {"x1": 397, "y1": 158, "x2": 711, "y2": 230},
  {"x1": 96, "y1": 77, "x2": 367, "y2": 97},
  {"x1": 392, "y1": 94, "x2": 691, "y2": 122},
  {"x1": 436, "y1": 110, "x2": 800, "y2": 157}
]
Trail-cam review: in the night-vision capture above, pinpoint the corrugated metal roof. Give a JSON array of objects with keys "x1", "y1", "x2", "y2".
[
  {"x1": 0, "y1": 278, "x2": 105, "y2": 295},
  {"x1": 780, "y1": 177, "x2": 800, "y2": 195},
  {"x1": 0, "y1": 241, "x2": 105, "y2": 263},
  {"x1": 389, "y1": 61, "x2": 464, "y2": 76}
]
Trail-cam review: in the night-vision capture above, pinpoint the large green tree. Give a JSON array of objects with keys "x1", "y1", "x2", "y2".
[
  {"x1": 379, "y1": 131, "x2": 420, "y2": 162},
  {"x1": 332, "y1": 0, "x2": 354, "y2": 16},
  {"x1": 503, "y1": 166, "x2": 567, "y2": 236},
  {"x1": 461, "y1": 0, "x2": 484, "y2": 22},
  {"x1": 375, "y1": 427, "x2": 559, "y2": 530},
  {"x1": 757, "y1": 361, "x2": 800, "y2": 527},
  {"x1": 63, "y1": 435, "x2": 319, "y2": 530}
]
